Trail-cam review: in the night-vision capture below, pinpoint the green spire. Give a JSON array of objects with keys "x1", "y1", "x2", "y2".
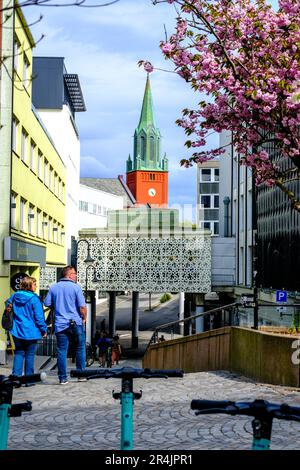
[
  {"x1": 137, "y1": 74, "x2": 156, "y2": 131},
  {"x1": 128, "y1": 75, "x2": 167, "y2": 173}
]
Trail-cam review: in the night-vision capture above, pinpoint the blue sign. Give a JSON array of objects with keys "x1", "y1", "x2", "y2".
[{"x1": 276, "y1": 290, "x2": 287, "y2": 303}]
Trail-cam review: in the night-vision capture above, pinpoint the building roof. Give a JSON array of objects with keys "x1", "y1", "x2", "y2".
[{"x1": 80, "y1": 177, "x2": 135, "y2": 207}]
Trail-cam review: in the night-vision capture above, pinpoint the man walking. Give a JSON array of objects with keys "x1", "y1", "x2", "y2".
[{"x1": 44, "y1": 266, "x2": 87, "y2": 384}]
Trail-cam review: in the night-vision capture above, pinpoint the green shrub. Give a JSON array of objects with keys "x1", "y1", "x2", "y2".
[{"x1": 160, "y1": 293, "x2": 172, "y2": 304}]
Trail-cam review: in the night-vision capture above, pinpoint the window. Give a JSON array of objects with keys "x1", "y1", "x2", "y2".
[
  {"x1": 79, "y1": 201, "x2": 88, "y2": 212},
  {"x1": 20, "y1": 199, "x2": 26, "y2": 232},
  {"x1": 200, "y1": 167, "x2": 220, "y2": 182},
  {"x1": 200, "y1": 221, "x2": 219, "y2": 236},
  {"x1": 201, "y1": 195, "x2": 219, "y2": 209},
  {"x1": 54, "y1": 173, "x2": 57, "y2": 195},
  {"x1": 44, "y1": 160, "x2": 48, "y2": 186},
  {"x1": 36, "y1": 209, "x2": 41, "y2": 238},
  {"x1": 48, "y1": 217, "x2": 52, "y2": 242},
  {"x1": 30, "y1": 140, "x2": 36, "y2": 172},
  {"x1": 53, "y1": 221, "x2": 58, "y2": 244},
  {"x1": 49, "y1": 166, "x2": 53, "y2": 191},
  {"x1": 21, "y1": 128, "x2": 28, "y2": 163},
  {"x1": 60, "y1": 227, "x2": 65, "y2": 245},
  {"x1": 11, "y1": 193, "x2": 17, "y2": 229},
  {"x1": 201, "y1": 169, "x2": 211, "y2": 182},
  {"x1": 62, "y1": 183, "x2": 65, "y2": 202},
  {"x1": 42, "y1": 214, "x2": 47, "y2": 240},
  {"x1": 14, "y1": 38, "x2": 20, "y2": 73},
  {"x1": 23, "y1": 55, "x2": 30, "y2": 90},
  {"x1": 150, "y1": 136, "x2": 155, "y2": 161},
  {"x1": 150, "y1": 173, "x2": 156, "y2": 181},
  {"x1": 140, "y1": 135, "x2": 146, "y2": 160},
  {"x1": 28, "y1": 205, "x2": 34, "y2": 235},
  {"x1": 12, "y1": 117, "x2": 19, "y2": 153},
  {"x1": 201, "y1": 195, "x2": 211, "y2": 208},
  {"x1": 37, "y1": 151, "x2": 43, "y2": 180}
]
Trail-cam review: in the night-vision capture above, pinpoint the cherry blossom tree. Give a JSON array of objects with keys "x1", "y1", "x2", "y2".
[{"x1": 140, "y1": 0, "x2": 300, "y2": 211}]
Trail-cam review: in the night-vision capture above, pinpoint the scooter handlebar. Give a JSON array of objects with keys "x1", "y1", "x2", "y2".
[
  {"x1": 0, "y1": 372, "x2": 47, "y2": 387},
  {"x1": 10, "y1": 372, "x2": 47, "y2": 386},
  {"x1": 191, "y1": 399, "x2": 300, "y2": 422},
  {"x1": 71, "y1": 367, "x2": 184, "y2": 379},
  {"x1": 191, "y1": 400, "x2": 234, "y2": 410}
]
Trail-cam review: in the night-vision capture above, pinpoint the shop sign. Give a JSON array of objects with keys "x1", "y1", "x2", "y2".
[{"x1": 4, "y1": 237, "x2": 46, "y2": 266}]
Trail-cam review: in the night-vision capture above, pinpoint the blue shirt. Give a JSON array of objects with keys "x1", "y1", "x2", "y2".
[
  {"x1": 44, "y1": 279, "x2": 86, "y2": 333},
  {"x1": 7, "y1": 290, "x2": 47, "y2": 340}
]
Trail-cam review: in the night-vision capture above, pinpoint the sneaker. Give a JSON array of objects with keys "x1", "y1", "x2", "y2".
[
  {"x1": 60, "y1": 380, "x2": 69, "y2": 385},
  {"x1": 77, "y1": 377, "x2": 87, "y2": 382}
]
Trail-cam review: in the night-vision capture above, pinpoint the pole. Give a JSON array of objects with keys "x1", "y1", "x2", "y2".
[
  {"x1": 252, "y1": 175, "x2": 259, "y2": 329},
  {"x1": 109, "y1": 291, "x2": 117, "y2": 338},
  {"x1": 184, "y1": 293, "x2": 191, "y2": 336},
  {"x1": 132, "y1": 291, "x2": 139, "y2": 348}
]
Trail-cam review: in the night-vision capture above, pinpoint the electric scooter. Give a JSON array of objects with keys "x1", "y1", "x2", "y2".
[
  {"x1": 0, "y1": 372, "x2": 46, "y2": 450},
  {"x1": 71, "y1": 366, "x2": 183, "y2": 450},
  {"x1": 191, "y1": 398, "x2": 300, "y2": 450}
]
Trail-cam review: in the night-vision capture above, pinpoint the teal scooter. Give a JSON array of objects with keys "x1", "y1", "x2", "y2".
[
  {"x1": 71, "y1": 366, "x2": 183, "y2": 450},
  {"x1": 191, "y1": 399, "x2": 300, "y2": 450},
  {"x1": 0, "y1": 372, "x2": 46, "y2": 450}
]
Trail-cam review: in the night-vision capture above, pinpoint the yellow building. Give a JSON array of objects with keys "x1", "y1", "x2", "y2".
[{"x1": 0, "y1": 2, "x2": 66, "y2": 361}]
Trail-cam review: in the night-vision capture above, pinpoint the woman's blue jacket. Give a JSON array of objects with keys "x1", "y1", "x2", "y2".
[{"x1": 6, "y1": 290, "x2": 47, "y2": 340}]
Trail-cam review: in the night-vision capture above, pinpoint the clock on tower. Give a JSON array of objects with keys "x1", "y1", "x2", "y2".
[{"x1": 126, "y1": 76, "x2": 168, "y2": 206}]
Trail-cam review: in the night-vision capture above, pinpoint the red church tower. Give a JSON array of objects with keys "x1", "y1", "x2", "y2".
[{"x1": 126, "y1": 76, "x2": 168, "y2": 206}]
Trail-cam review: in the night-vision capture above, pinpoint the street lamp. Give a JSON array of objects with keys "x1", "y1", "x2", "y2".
[
  {"x1": 85, "y1": 264, "x2": 95, "y2": 300},
  {"x1": 77, "y1": 238, "x2": 95, "y2": 264},
  {"x1": 84, "y1": 264, "x2": 102, "y2": 298}
]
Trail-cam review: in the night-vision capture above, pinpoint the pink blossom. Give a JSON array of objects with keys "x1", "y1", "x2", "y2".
[
  {"x1": 161, "y1": 42, "x2": 174, "y2": 54},
  {"x1": 143, "y1": 62, "x2": 154, "y2": 74},
  {"x1": 151, "y1": 0, "x2": 300, "y2": 190}
]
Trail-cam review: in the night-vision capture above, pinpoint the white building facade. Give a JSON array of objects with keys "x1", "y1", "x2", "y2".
[
  {"x1": 197, "y1": 160, "x2": 220, "y2": 236},
  {"x1": 79, "y1": 183, "x2": 124, "y2": 230},
  {"x1": 32, "y1": 57, "x2": 86, "y2": 263}
]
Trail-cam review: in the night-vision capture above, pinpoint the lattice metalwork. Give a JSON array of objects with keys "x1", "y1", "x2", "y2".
[
  {"x1": 40, "y1": 267, "x2": 57, "y2": 290},
  {"x1": 77, "y1": 235, "x2": 211, "y2": 293}
]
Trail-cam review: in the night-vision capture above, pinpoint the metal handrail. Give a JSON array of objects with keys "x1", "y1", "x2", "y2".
[
  {"x1": 147, "y1": 302, "x2": 239, "y2": 348},
  {"x1": 145, "y1": 300, "x2": 300, "y2": 353}
]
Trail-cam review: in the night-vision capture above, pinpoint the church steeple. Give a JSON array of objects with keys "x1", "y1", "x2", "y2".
[
  {"x1": 126, "y1": 75, "x2": 169, "y2": 206},
  {"x1": 131, "y1": 75, "x2": 166, "y2": 172}
]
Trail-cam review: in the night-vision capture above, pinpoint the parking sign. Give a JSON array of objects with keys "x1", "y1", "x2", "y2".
[{"x1": 276, "y1": 290, "x2": 287, "y2": 303}]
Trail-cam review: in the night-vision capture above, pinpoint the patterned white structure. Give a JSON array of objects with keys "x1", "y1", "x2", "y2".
[
  {"x1": 76, "y1": 234, "x2": 211, "y2": 293},
  {"x1": 40, "y1": 266, "x2": 57, "y2": 289}
]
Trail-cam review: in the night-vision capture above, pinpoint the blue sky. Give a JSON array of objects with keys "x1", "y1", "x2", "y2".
[
  {"x1": 25, "y1": 0, "x2": 279, "y2": 213},
  {"x1": 24, "y1": 0, "x2": 204, "y2": 213}
]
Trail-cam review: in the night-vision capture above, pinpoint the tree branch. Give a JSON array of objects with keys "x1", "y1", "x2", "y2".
[
  {"x1": 0, "y1": 0, "x2": 120, "y2": 12},
  {"x1": 275, "y1": 179, "x2": 300, "y2": 213}
]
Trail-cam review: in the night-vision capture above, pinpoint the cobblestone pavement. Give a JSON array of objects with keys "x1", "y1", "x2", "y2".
[{"x1": 1, "y1": 361, "x2": 300, "y2": 450}]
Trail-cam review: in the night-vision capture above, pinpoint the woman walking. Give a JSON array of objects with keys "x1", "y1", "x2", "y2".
[{"x1": 6, "y1": 276, "x2": 47, "y2": 382}]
